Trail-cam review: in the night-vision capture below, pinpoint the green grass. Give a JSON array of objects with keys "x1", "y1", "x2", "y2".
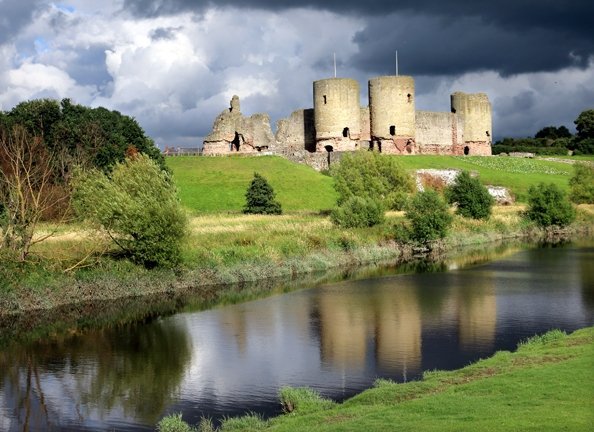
[
  {"x1": 165, "y1": 327, "x2": 594, "y2": 431},
  {"x1": 166, "y1": 156, "x2": 337, "y2": 213},
  {"x1": 396, "y1": 155, "x2": 573, "y2": 202},
  {"x1": 167, "y1": 155, "x2": 576, "y2": 209}
]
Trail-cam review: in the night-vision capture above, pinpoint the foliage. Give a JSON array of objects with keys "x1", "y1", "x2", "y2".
[
  {"x1": 569, "y1": 163, "x2": 594, "y2": 204},
  {"x1": 574, "y1": 109, "x2": 594, "y2": 140},
  {"x1": 446, "y1": 171, "x2": 494, "y2": 219},
  {"x1": 572, "y1": 138, "x2": 594, "y2": 155},
  {"x1": 330, "y1": 196, "x2": 384, "y2": 228},
  {"x1": 72, "y1": 154, "x2": 187, "y2": 268},
  {"x1": 157, "y1": 413, "x2": 196, "y2": 432},
  {"x1": 525, "y1": 183, "x2": 576, "y2": 227},
  {"x1": 406, "y1": 190, "x2": 452, "y2": 242},
  {"x1": 331, "y1": 150, "x2": 415, "y2": 209},
  {"x1": 1, "y1": 98, "x2": 165, "y2": 173},
  {"x1": 243, "y1": 172, "x2": 282, "y2": 215},
  {"x1": 279, "y1": 386, "x2": 335, "y2": 414},
  {"x1": 0, "y1": 126, "x2": 69, "y2": 260},
  {"x1": 534, "y1": 125, "x2": 571, "y2": 139}
]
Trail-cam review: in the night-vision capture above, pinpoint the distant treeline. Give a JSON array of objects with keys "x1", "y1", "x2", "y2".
[{"x1": 493, "y1": 110, "x2": 594, "y2": 156}]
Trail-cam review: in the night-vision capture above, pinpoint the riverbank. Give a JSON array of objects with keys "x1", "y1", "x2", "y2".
[
  {"x1": 170, "y1": 326, "x2": 593, "y2": 431},
  {"x1": 1, "y1": 205, "x2": 594, "y2": 320}
]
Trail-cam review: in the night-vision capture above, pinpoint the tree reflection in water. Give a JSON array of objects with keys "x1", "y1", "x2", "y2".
[{"x1": 0, "y1": 319, "x2": 191, "y2": 430}]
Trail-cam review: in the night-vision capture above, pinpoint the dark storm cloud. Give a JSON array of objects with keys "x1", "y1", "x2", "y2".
[
  {"x1": 0, "y1": 0, "x2": 46, "y2": 44},
  {"x1": 351, "y1": 13, "x2": 592, "y2": 76},
  {"x1": 121, "y1": 0, "x2": 594, "y2": 75}
]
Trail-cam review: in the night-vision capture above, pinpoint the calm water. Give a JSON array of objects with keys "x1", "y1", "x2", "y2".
[{"x1": 1, "y1": 242, "x2": 593, "y2": 431}]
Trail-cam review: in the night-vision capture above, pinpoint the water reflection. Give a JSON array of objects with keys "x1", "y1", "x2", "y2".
[
  {"x1": 1, "y1": 241, "x2": 593, "y2": 431},
  {"x1": 0, "y1": 320, "x2": 191, "y2": 430}
]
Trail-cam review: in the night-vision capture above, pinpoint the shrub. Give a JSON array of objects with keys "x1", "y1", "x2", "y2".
[
  {"x1": 525, "y1": 182, "x2": 575, "y2": 227},
  {"x1": 446, "y1": 171, "x2": 494, "y2": 219},
  {"x1": 406, "y1": 190, "x2": 452, "y2": 242},
  {"x1": 569, "y1": 163, "x2": 594, "y2": 204},
  {"x1": 72, "y1": 154, "x2": 188, "y2": 268},
  {"x1": 156, "y1": 413, "x2": 195, "y2": 432},
  {"x1": 243, "y1": 172, "x2": 282, "y2": 215},
  {"x1": 330, "y1": 196, "x2": 385, "y2": 228},
  {"x1": 331, "y1": 150, "x2": 414, "y2": 209}
]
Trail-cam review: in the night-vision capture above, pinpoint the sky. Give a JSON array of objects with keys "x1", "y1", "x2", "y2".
[{"x1": 0, "y1": 0, "x2": 592, "y2": 147}]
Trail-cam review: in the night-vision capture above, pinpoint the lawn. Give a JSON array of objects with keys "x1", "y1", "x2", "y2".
[
  {"x1": 395, "y1": 155, "x2": 573, "y2": 202},
  {"x1": 166, "y1": 155, "x2": 337, "y2": 213}
]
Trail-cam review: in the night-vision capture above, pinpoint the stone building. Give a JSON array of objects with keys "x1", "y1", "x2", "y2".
[{"x1": 201, "y1": 75, "x2": 492, "y2": 167}]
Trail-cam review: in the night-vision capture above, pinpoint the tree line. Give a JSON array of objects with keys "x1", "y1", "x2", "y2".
[{"x1": 493, "y1": 109, "x2": 594, "y2": 156}]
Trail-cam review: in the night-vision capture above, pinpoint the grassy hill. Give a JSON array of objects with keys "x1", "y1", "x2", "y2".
[
  {"x1": 167, "y1": 154, "x2": 576, "y2": 213},
  {"x1": 166, "y1": 156, "x2": 338, "y2": 213}
]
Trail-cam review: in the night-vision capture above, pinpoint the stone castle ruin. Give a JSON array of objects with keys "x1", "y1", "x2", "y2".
[{"x1": 202, "y1": 75, "x2": 492, "y2": 169}]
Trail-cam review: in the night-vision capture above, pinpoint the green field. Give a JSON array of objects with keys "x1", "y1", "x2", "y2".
[
  {"x1": 395, "y1": 155, "x2": 573, "y2": 201},
  {"x1": 166, "y1": 156, "x2": 337, "y2": 213},
  {"x1": 167, "y1": 155, "x2": 576, "y2": 212}
]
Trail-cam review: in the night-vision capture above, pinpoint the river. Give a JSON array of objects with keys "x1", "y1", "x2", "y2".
[{"x1": 1, "y1": 240, "x2": 593, "y2": 431}]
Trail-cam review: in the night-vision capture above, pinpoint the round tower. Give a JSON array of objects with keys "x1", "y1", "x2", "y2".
[
  {"x1": 451, "y1": 92, "x2": 492, "y2": 155},
  {"x1": 313, "y1": 78, "x2": 361, "y2": 151},
  {"x1": 369, "y1": 76, "x2": 416, "y2": 138}
]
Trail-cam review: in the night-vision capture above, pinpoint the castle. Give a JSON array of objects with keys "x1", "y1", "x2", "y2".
[{"x1": 201, "y1": 75, "x2": 492, "y2": 168}]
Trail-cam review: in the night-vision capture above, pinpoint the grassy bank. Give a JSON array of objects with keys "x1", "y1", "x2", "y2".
[
  {"x1": 2, "y1": 204, "x2": 594, "y2": 316},
  {"x1": 163, "y1": 327, "x2": 594, "y2": 431}
]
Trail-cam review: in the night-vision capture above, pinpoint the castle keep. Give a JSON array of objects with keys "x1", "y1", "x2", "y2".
[{"x1": 202, "y1": 75, "x2": 492, "y2": 166}]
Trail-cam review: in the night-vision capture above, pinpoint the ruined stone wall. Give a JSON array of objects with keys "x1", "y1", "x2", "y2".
[
  {"x1": 275, "y1": 108, "x2": 315, "y2": 153},
  {"x1": 313, "y1": 78, "x2": 361, "y2": 151},
  {"x1": 451, "y1": 92, "x2": 492, "y2": 145},
  {"x1": 369, "y1": 76, "x2": 416, "y2": 140},
  {"x1": 415, "y1": 111, "x2": 464, "y2": 154},
  {"x1": 202, "y1": 95, "x2": 275, "y2": 155}
]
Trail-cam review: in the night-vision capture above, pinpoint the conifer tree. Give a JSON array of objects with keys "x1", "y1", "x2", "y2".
[{"x1": 243, "y1": 172, "x2": 282, "y2": 215}]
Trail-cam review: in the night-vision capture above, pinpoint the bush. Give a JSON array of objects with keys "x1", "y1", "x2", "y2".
[
  {"x1": 73, "y1": 154, "x2": 188, "y2": 268},
  {"x1": 330, "y1": 196, "x2": 385, "y2": 228},
  {"x1": 331, "y1": 150, "x2": 414, "y2": 209},
  {"x1": 406, "y1": 190, "x2": 452, "y2": 242},
  {"x1": 569, "y1": 163, "x2": 594, "y2": 204},
  {"x1": 525, "y1": 183, "x2": 575, "y2": 227},
  {"x1": 243, "y1": 172, "x2": 282, "y2": 215},
  {"x1": 156, "y1": 413, "x2": 195, "y2": 432},
  {"x1": 446, "y1": 171, "x2": 494, "y2": 219}
]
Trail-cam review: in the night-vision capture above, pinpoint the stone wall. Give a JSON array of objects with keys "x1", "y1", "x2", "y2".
[
  {"x1": 275, "y1": 108, "x2": 316, "y2": 152},
  {"x1": 202, "y1": 95, "x2": 275, "y2": 155},
  {"x1": 415, "y1": 111, "x2": 466, "y2": 154}
]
